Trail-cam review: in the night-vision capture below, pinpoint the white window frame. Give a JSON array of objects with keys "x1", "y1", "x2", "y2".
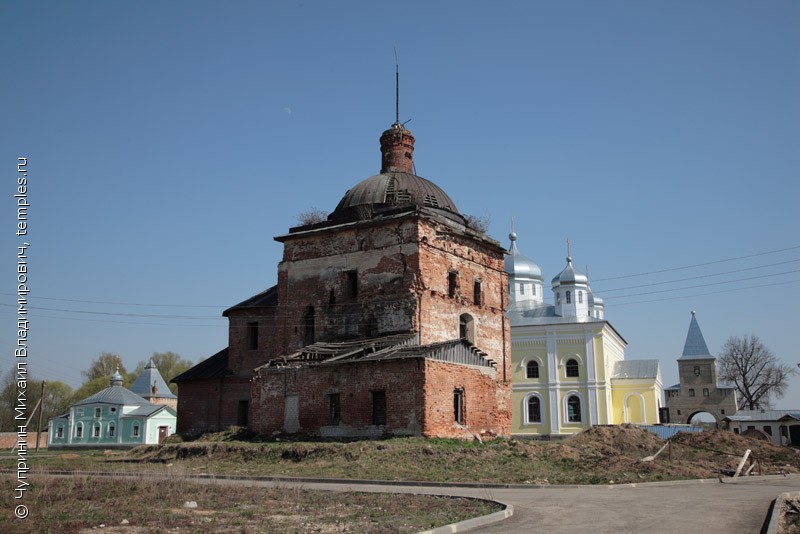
[
  {"x1": 75, "y1": 422, "x2": 84, "y2": 438},
  {"x1": 94, "y1": 407, "x2": 102, "y2": 418},
  {"x1": 92, "y1": 422, "x2": 101, "y2": 438},
  {"x1": 108, "y1": 423, "x2": 116, "y2": 438},
  {"x1": 523, "y1": 392, "x2": 544, "y2": 424},
  {"x1": 562, "y1": 391, "x2": 585, "y2": 424}
]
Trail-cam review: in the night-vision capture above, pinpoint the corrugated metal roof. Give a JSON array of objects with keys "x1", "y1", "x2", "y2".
[
  {"x1": 640, "y1": 425, "x2": 704, "y2": 440},
  {"x1": 123, "y1": 405, "x2": 176, "y2": 417},
  {"x1": 724, "y1": 409, "x2": 800, "y2": 422},
  {"x1": 611, "y1": 360, "x2": 660, "y2": 380},
  {"x1": 73, "y1": 385, "x2": 150, "y2": 407},
  {"x1": 130, "y1": 360, "x2": 177, "y2": 399}
]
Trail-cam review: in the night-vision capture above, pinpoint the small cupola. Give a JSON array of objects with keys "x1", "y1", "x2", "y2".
[
  {"x1": 110, "y1": 367, "x2": 124, "y2": 387},
  {"x1": 551, "y1": 240, "x2": 590, "y2": 318},
  {"x1": 380, "y1": 122, "x2": 415, "y2": 173}
]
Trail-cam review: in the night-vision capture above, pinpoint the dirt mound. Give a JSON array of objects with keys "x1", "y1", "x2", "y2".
[{"x1": 571, "y1": 424, "x2": 664, "y2": 455}]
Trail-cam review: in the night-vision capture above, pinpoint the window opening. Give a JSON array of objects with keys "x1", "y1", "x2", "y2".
[
  {"x1": 328, "y1": 393, "x2": 341, "y2": 426},
  {"x1": 703, "y1": 388, "x2": 709, "y2": 397},
  {"x1": 93, "y1": 423, "x2": 101, "y2": 438},
  {"x1": 448, "y1": 272, "x2": 458, "y2": 298},
  {"x1": 76, "y1": 423, "x2": 83, "y2": 438},
  {"x1": 453, "y1": 388, "x2": 464, "y2": 424},
  {"x1": 473, "y1": 280, "x2": 482, "y2": 305},
  {"x1": 689, "y1": 388, "x2": 695, "y2": 397},
  {"x1": 578, "y1": 291, "x2": 583, "y2": 304},
  {"x1": 346, "y1": 270, "x2": 358, "y2": 299},
  {"x1": 247, "y1": 322, "x2": 258, "y2": 350},
  {"x1": 108, "y1": 424, "x2": 116, "y2": 438},
  {"x1": 372, "y1": 390, "x2": 386, "y2": 426},
  {"x1": 57, "y1": 425, "x2": 64, "y2": 438},
  {"x1": 459, "y1": 314, "x2": 475, "y2": 343},
  {"x1": 528, "y1": 396, "x2": 541, "y2": 423},
  {"x1": 567, "y1": 395, "x2": 581, "y2": 422},
  {"x1": 303, "y1": 306, "x2": 315, "y2": 346},
  {"x1": 520, "y1": 283, "x2": 524, "y2": 295},
  {"x1": 764, "y1": 425, "x2": 772, "y2": 436},
  {"x1": 132, "y1": 423, "x2": 140, "y2": 437},
  {"x1": 566, "y1": 359, "x2": 579, "y2": 378},
  {"x1": 526, "y1": 361, "x2": 539, "y2": 379},
  {"x1": 566, "y1": 291, "x2": 571, "y2": 304},
  {"x1": 94, "y1": 407, "x2": 102, "y2": 418},
  {"x1": 237, "y1": 400, "x2": 249, "y2": 426}
]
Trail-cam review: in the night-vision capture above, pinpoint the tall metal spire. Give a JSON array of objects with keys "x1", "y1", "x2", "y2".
[{"x1": 394, "y1": 47, "x2": 400, "y2": 125}]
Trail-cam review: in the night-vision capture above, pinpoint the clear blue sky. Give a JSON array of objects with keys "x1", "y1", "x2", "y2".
[{"x1": 2, "y1": 1, "x2": 799, "y2": 410}]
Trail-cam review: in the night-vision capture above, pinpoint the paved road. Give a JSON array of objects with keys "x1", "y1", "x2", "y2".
[{"x1": 198, "y1": 474, "x2": 800, "y2": 533}]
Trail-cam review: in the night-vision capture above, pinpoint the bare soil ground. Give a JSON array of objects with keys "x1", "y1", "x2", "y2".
[{"x1": 5, "y1": 425, "x2": 799, "y2": 532}]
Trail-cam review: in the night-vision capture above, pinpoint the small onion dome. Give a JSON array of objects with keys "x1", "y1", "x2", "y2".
[
  {"x1": 110, "y1": 368, "x2": 124, "y2": 387},
  {"x1": 551, "y1": 256, "x2": 588, "y2": 288},
  {"x1": 588, "y1": 289, "x2": 604, "y2": 307},
  {"x1": 504, "y1": 232, "x2": 543, "y2": 280}
]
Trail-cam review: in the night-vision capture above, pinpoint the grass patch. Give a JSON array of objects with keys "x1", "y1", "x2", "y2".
[{"x1": 0, "y1": 475, "x2": 501, "y2": 533}]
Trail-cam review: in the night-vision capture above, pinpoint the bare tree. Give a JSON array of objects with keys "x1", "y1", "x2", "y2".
[{"x1": 718, "y1": 335, "x2": 796, "y2": 410}]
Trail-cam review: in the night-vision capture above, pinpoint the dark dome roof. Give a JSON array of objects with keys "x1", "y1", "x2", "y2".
[{"x1": 329, "y1": 172, "x2": 459, "y2": 221}]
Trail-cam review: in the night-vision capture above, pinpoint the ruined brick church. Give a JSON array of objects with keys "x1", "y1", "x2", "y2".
[{"x1": 173, "y1": 117, "x2": 511, "y2": 439}]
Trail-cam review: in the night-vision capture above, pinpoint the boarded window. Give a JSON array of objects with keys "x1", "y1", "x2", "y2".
[{"x1": 372, "y1": 390, "x2": 386, "y2": 426}]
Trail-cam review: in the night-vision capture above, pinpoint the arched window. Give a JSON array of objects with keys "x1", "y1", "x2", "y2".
[
  {"x1": 566, "y1": 359, "x2": 579, "y2": 378},
  {"x1": 93, "y1": 422, "x2": 101, "y2": 438},
  {"x1": 532, "y1": 284, "x2": 536, "y2": 296},
  {"x1": 75, "y1": 422, "x2": 84, "y2": 438},
  {"x1": 519, "y1": 283, "x2": 525, "y2": 295},
  {"x1": 567, "y1": 395, "x2": 581, "y2": 422},
  {"x1": 132, "y1": 423, "x2": 140, "y2": 438},
  {"x1": 578, "y1": 291, "x2": 583, "y2": 304},
  {"x1": 108, "y1": 423, "x2": 116, "y2": 438},
  {"x1": 527, "y1": 396, "x2": 542, "y2": 423},
  {"x1": 459, "y1": 314, "x2": 475, "y2": 344},
  {"x1": 556, "y1": 292, "x2": 561, "y2": 304},
  {"x1": 566, "y1": 291, "x2": 572, "y2": 304},
  {"x1": 526, "y1": 360, "x2": 539, "y2": 379},
  {"x1": 56, "y1": 424, "x2": 64, "y2": 438}
]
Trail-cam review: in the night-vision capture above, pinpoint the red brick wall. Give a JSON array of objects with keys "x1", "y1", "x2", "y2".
[
  {"x1": 422, "y1": 360, "x2": 511, "y2": 438},
  {"x1": 251, "y1": 359, "x2": 425, "y2": 437},
  {"x1": 227, "y1": 306, "x2": 278, "y2": 376},
  {"x1": 176, "y1": 377, "x2": 251, "y2": 435}
]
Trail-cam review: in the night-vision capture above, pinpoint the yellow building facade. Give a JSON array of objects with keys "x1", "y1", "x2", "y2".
[{"x1": 506, "y1": 232, "x2": 662, "y2": 438}]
